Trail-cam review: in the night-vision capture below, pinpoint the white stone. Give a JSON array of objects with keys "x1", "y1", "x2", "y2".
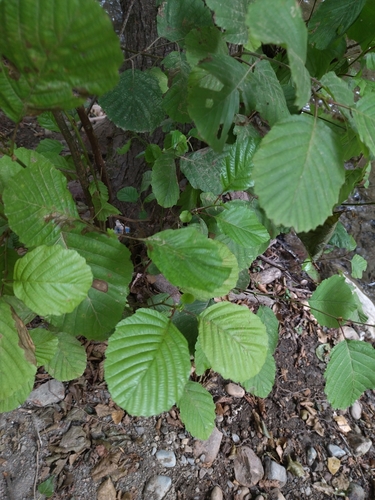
[
  {"x1": 264, "y1": 459, "x2": 287, "y2": 487},
  {"x1": 225, "y1": 383, "x2": 245, "y2": 398},
  {"x1": 350, "y1": 401, "x2": 362, "y2": 420},
  {"x1": 342, "y1": 326, "x2": 359, "y2": 340},
  {"x1": 155, "y1": 450, "x2": 176, "y2": 467},
  {"x1": 211, "y1": 486, "x2": 223, "y2": 500},
  {"x1": 193, "y1": 427, "x2": 223, "y2": 463},
  {"x1": 143, "y1": 475, "x2": 172, "y2": 500}
]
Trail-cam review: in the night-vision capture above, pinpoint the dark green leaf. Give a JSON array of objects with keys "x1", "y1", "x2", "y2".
[
  {"x1": 298, "y1": 212, "x2": 342, "y2": 261},
  {"x1": 117, "y1": 186, "x2": 139, "y2": 202},
  {"x1": 205, "y1": 0, "x2": 251, "y2": 44},
  {"x1": 152, "y1": 152, "x2": 179, "y2": 208}
]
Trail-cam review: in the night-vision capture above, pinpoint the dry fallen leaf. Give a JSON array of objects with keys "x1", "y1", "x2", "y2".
[
  {"x1": 112, "y1": 409, "x2": 125, "y2": 425},
  {"x1": 334, "y1": 415, "x2": 351, "y2": 433},
  {"x1": 95, "y1": 404, "x2": 113, "y2": 418},
  {"x1": 327, "y1": 457, "x2": 341, "y2": 475},
  {"x1": 97, "y1": 477, "x2": 116, "y2": 500}
]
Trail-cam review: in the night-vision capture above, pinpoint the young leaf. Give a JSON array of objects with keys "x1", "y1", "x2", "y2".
[
  {"x1": 49, "y1": 227, "x2": 132, "y2": 340},
  {"x1": 89, "y1": 180, "x2": 120, "y2": 221},
  {"x1": 0, "y1": 0, "x2": 122, "y2": 122},
  {"x1": 205, "y1": 0, "x2": 250, "y2": 44},
  {"x1": 105, "y1": 309, "x2": 191, "y2": 416},
  {"x1": 99, "y1": 70, "x2": 164, "y2": 133},
  {"x1": 37, "y1": 477, "x2": 55, "y2": 498},
  {"x1": 29, "y1": 328, "x2": 59, "y2": 367},
  {"x1": 309, "y1": 275, "x2": 358, "y2": 328},
  {"x1": 178, "y1": 381, "x2": 216, "y2": 440},
  {"x1": 351, "y1": 254, "x2": 367, "y2": 279},
  {"x1": 44, "y1": 333, "x2": 86, "y2": 381},
  {"x1": 117, "y1": 186, "x2": 139, "y2": 202},
  {"x1": 252, "y1": 114, "x2": 345, "y2": 232},
  {"x1": 188, "y1": 55, "x2": 250, "y2": 151},
  {"x1": 0, "y1": 301, "x2": 37, "y2": 412},
  {"x1": 241, "y1": 351, "x2": 276, "y2": 398},
  {"x1": 198, "y1": 302, "x2": 268, "y2": 382},
  {"x1": 151, "y1": 152, "x2": 180, "y2": 208},
  {"x1": 353, "y1": 94, "x2": 375, "y2": 156},
  {"x1": 246, "y1": 0, "x2": 310, "y2": 108},
  {"x1": 3, "y1": 149, "x2": 78, "y2": 246},
  {"x1": 328, "y1": 222, "x2": 356, "y2": 251},
  {"x1": 220, "y1": 136, "x2": 260, "y2": 192},
  {"x1": 256, "y1": 305, "x2": 279, "y2": 354},
  {"x1": 181, "y1": 147, "x2": 228, "y2": 195},
  {"x1": 147, "y1": 228, "x2": 239, "y2": 300},
  {"x1": 325, "y1": 340, "x2": 375, "y2": 409}
]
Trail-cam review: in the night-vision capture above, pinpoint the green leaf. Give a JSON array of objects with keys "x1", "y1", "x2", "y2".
[
  {"x1": 151, "y1": 153, "x2": 179, "y2": 208},
  {"x1": 147, "y1": 228, "x2": 239, "y2": 300},
  {"x1": 257, "y1": 305, "x2": 279, "y2": 354},
  {"x1": 347, "y1": 1, "x2": 375, "y2": 50},
  {"x1": 1, "y1": 295, "x2": 36, "y2": 325},
  {"x1": 0, "y1": 247, "x2": 20, "y2": 295},
  {"x1": 215, "y1": 232, "x2": 265, "y2": 270},
  {"x1": 89, "y1": 180, "x2": 120, "y2": 221},
  {"x1": 44, "y1": 333, "x2": 86, "y2": 381},
  {"x1": 36, "y1": 139, "x2": 63, "y2": 155},
  {"x1": 178, "y1": 381, "x2": 215, "y2": 440},
  {"x1": 309, "y1": 275, "x2": 358, "y2": 328},
  {"x1": 320, "y1": 72, "x2": 355, "y2": 126},
  {"x1": 298, "y1": 212, "x2": 342, "y2": 261},
  {"x1": 338, "y1": 167, "x2": 366, "y2": 205},
  {"x1": 29, "y1": 328, "x2": 58, "y2": 367},
  {"x1": 351, "y1": 254, "x2": 367, "y2": 279},
  {"x1": 164, "y1": 131, "x2": 188, "y2": 155},
  {"x1": 163, "y1": 52, "x2": 191, "y2": 124},
  {"x1": 3, "y1": 149, "x2": 78, "y2": 246},
  {"x1": 309, "y1": 0, "x2": 366, "y2": 50},
  {"x1": 198, "y1": 302, "x2": 268, "y2": 382},
  {"x1": 49, "y1": 228, "x2": 132, "y2": 340},
  {"x1": 188, "y1": 55, "x2": 250, "y2": 151},
  {"x1": 99, "y1": 70, "x2": 164, "y2": 133},
  {"x1": 215, "y1": 202, "x2": 270, "y2": 248},
  {"x1": 0, "y1": 301, "x2": 37, "y2": 412},
  {"x1": 246, "y1": 0, "x2": 310, "y2": 108},
  {"x1": 173, "y1": 300, "x2": 212, "y2": 353},
  {"x1": 220, "y1": 136, "x2": 260, "y2": 192},
  {"x1": 37, "y1": 112, "x2": 60, "y2": 132},
  {"x1": 157, "y1": 0, "x2": 213, "y2": 44},
  {"x1": 0, "y1": 154, "x2": 23, "y2": 194},
  {"x1": 181, "y1": 147, "x2": 228, "y2": 195},
  {"x1": 185, "y1": 27, "x2": 228, "y2": 67},
  {"x1": 302, "y1": 259, "x2": 320, "y2": 282},
  {"x1": 325, "y1": 340, "x2": 375, "y2": 409},
  {"x1": 241, "y1": 60, "x2": 290, "y2": 126},
  {"x1": 14, "y1": 245, "x2": 93, "y2": 316},
  {"x1": 328, "y1": 222, "x2": 356, "y2": 251},
  {"x1": 194, "y1": 338, "x2": 212, "y2": 375},
  {"x1": 253, "y1": 114, "x2": 345, "y2": 232},
  {"x1": 38, "y1": 477, "x2": 55, "y2": 498},
  {"x1": 105, "y1": 309, "x2": 191, "y2": 416},
  {"x1": 117, "y1": 186, "x2": 139, "y2": 202},
  {"x1": 0, "y1": 0, "x2": 122, "y2": 122},
  {"x1": 205, "y1": 0, "x2": 250, "y2": 44},
  {"x1": 242, "y1": 351, "x2": 276, "y2": 398},
  {"x1": 116, "y1": 140, "x2": 132, "y2": 155},
  {"x1": 353, "y1": 94, "x2": 375, "y2": 156}
]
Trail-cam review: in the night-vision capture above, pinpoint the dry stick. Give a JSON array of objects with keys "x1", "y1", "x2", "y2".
[
  {"x1": 120, "y1": 0, "x2": 136, "y2": 37},
  {"x1": 258, "y1": 254, "x2": 287, "y2": 272},
  {"x1": 76, "y1": 105, "x2": 113, "y2": 203},
  {"x1": 52, "y1": 110, "x2": 92, "y2": 209}
]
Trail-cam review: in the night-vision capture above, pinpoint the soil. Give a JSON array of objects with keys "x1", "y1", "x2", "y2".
[{"x1": 1, "y1": 115, "x2": 375, "y2": 500}]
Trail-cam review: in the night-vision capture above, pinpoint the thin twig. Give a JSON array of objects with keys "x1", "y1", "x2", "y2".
[
  {"x1": 120, "y1": 0, "x2": 136, "y2": 37},
  {"x1": 258, "y1": 254, "x2": 287, "y2": 272}
]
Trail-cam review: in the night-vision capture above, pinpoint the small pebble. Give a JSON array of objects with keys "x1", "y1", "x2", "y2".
[
  {"x1": 143, "y1": 475, "x2": 171, "y2": 500},
  {"x1": 305, "y1": 486, "x2": 312, "y2": 496},
  {"x1": 255, "y1": 496, "x2": 265, "y2": 500},
  {"x1": 269, "y1": 488, "x2": 286, "y2": 500},
  {"x1": 180, "y1": 455, "x2": 187, "y2": 465},
  {"x1": 225, "y1": 383, "x2": 245, "y2": 398},
  {"x1": 342, "y1": 326, "x2": 359, "y2": 340},
  {"x1": 327, "y1": 444, "x2": 346, "y2": 458},
  {"x1": 232, "y1": 433, "x2": 240, "y2": 443},
  {"x1": 199, "y1": 468, "x2": 207, "y2": 479},
  {"x1": 347, "y1": 482, "x2": 365, "y2": 500},
  {"x1": 265, "y1": 459, "x2": 287, "y2": 487},
  {"x1": 134, "y1": 426, "x2": 145, "y2": 436},
  {"x1": 155, "y1": 450, "x2": 176, "y2": 467},
  {"x1": 211, "y1": 486, "x2": 223, "y2": 500},
  {"x1": 347, "y1": 432, "x2": 372, "y2": 457},
  {"x1": 306, "y1": 446, "x2": 317, "y2": 466},
  {"x1": 350, "y1": 401, "x2": 362, "y2": 420},
  {"x1": 185, "y1": 446, "x2": 193, "y2": 453},
  {"x1": 187, "y1": 458, "x2": 195, "y2": 466}
]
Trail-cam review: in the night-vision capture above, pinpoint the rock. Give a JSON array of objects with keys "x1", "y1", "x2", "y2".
[
  {"x1": 155, "y1": 450, "x2": 176, "y2": 468},
  {"x1": 225, "y1": 383, "x2": 245, "y2": 398},
  {"x1": 342, "y1": 326, "x2": 359, "y2": 340},
  {"x1": 236, "y1": 487, "x2": 250, "y2": 499},
  {"x1": 143, "y1": 475, "x2": 172, "y2": 500},
  {"x1": 233, "y1": 446, "x2": 264, "y2": 487},
  {"x1": 26, "y1": 379, "x2": 65, "y2": 406},
  {"x1": 264, "y1": 458, "x2": 287, "y2": 487},
  {"x1": 306, "y1": 446, "x2": 317, "y2": 466},
  {"x1": 269, "y1": 488, "x2": 286, "y2": 500},
  {"x1": 347, "y1": 432, "x2": 372, "y2": 457},
  {"x1": 255, "y1": 496, "x2": 265, "y2": 500},
  {"x1": 346, "y1": 482, "x2": 365, "y2": 500},
  {"x1": 327, "y1": 444, "x2": 346, "y2": 458},
  {"x1": 193, "y1": 427, "x2": 223, "y2": 463},
  {"x1": 210, "y1": 486, "x2": 223, "y2": 500},
  {"x1": 350, "y1": 401, "x2": 362, "y2": 420},
  {"x1": 232, "y1": 433, "x2": 240, "y2": 443}
]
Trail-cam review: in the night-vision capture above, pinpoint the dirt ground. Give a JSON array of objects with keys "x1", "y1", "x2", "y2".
[{"x1": 1, "y1": 115, "x2": 375, "y2": 500}]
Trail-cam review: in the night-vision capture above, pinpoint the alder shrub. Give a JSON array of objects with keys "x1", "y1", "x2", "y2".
[{"x1": 1, "y1": 0, "x2": 375, "y2": 438}]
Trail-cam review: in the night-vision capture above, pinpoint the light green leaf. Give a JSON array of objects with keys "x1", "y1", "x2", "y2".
[
  {"x1": 178, "y1": 381, "x2": 215, "y2": 440},
  {"x1": 257, "y1": 305, "x2": 279, "y2": 354},
  {"x1": 99, "y1": 70, "x2": 164, "y2": 133},
  {"x1": 353, "y1": 94, "x2": 375, "y2": 156},
  {"x1": 89, "y1": 180, "x2": 120, "y2": 221},
  {"x1": 105, "y1": 309, "x2": 191, "y2": 416},
  {"x1": 157, "y1": 0, "x2": 213, "y2": 44},
  {"x1": 194, "y1": 338, "x2": 212, "y2": 375},
  {"x1": 3, "y1": 149, "x2": 78, "y2": 246},
  {"x1": 185, "y1": 27, "x2": 227, "y2": 67},
  {"x1": 205, "y1": 0, "x2": 250, "y2": 44},
  {"x1": 215, "y1": 232, "x2": 265, "y2": 270},
  {"x1": 215, "y1": 202, "x2": 270, "y2": 248},
  {"x1": 328, "y1": 222, "x2": 356, "y2": 251},
  {"x1": 220, "y1": 136, "x2": 260, "y2": 192},
  {"x1": 37, "y1": 477, "x2": 55, "y2": 497},
  {"x1": 0, "y1": 0, "x2": 122, "y2": 122},
  {"x1": 242, "y1": 351, "x2": 276, "y2": 398},
  {"x1": 302, "y1": 259, "x2": 320, "y2": 282},
  {"x1": 14, "y1": 245, "x2": 93, "y2": 317},
  {"x1": 198, "y1": 302, "x2": 268, "y2": 382},
  {"x1": 44, "y1": 333, "x2": 86, "y2": 381},
  {"x1": 49, "y1": 227, "x2": 132, "y2": 340},
  {"x1": 181, "y1": 147, "x2": 228, "y2": 195},
  {"x1": 241, "y1": 60, "x2": 290, "y2": 126},
  {"x1": 37, "y1": 112, "x2": 60, "y2": 132},
  {"x1": 309, "y1": 0, "x2": 366, "y2": 50},
  {"x1": 320, "y1": 72, "x2": 355, "y2": 126},
  {"x1": 0, "y1": 154, "x2": 23, "y2": 194},
  {"x1": 1, "y1": 295, "x2": 36, "y2": 325},
  {"x1": 351, "y1": 254, "x2": 367, "y2": 279},
  {"x1": 147, "y1": 228, "x2": 239, "y2": 300},
  {"x1": 29, "y1": 328, "x2": 59, "y2": 367},
  {"x1": 246, "y1": 0, "x2": 310, "y2": 108},
  {"x1": 0, "y1": 301, "x2": 37, "y2": 412},
  {"x1": 117, "y1": 186, "x2": 139, "y2": 202},
  {"x1": 309, "y1": 275, "x2": 358, "y2": 328},
  {"x1": 188, "y1": 55, "x2": 250, "y2": 151},
  {"x1": 36, "y1": 139, "x2": 63, "y2": 155},
  {"x1": 325, "y1": 340, "x2": 375, "y2": 409},
  {"x1": 152, "y1": 153, "x2": 179, "y2": 208},
  {"x1": 253, "y1": 114, "x2": 345, "y2": 232}
]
